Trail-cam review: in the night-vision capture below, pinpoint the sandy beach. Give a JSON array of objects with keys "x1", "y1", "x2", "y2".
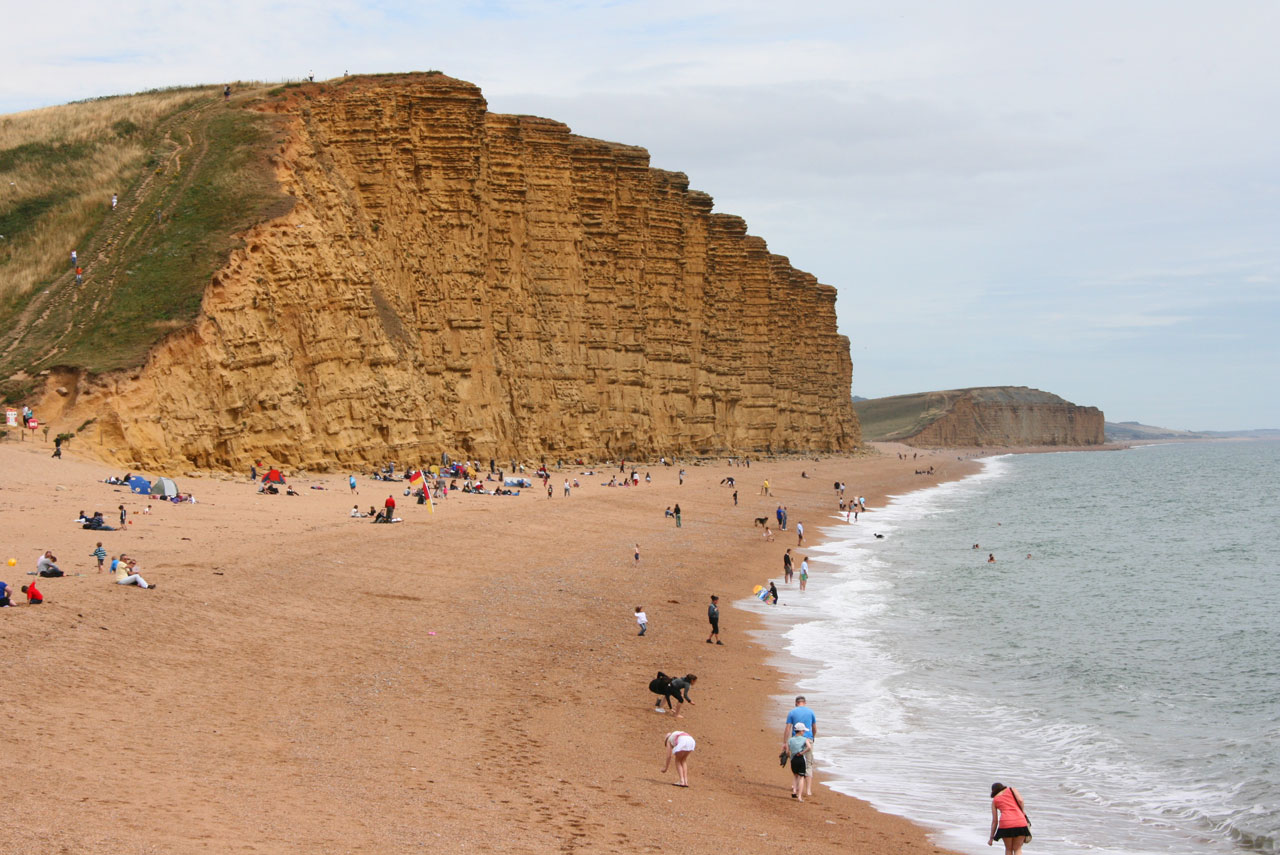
[{"x1": 1, "y1": 437, "x2": 980, "y2": 854}]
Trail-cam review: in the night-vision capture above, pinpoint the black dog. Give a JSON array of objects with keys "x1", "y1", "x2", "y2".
[{"x1": 753, "y1": 517, "x2": 769, "y2": 527}]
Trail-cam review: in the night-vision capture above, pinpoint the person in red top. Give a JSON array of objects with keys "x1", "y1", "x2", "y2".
[
  {"x1": 988, "y1": 782, "x2": 1030, "y2": 853},
  {"x1": 22, "y1": 582, "x2": 43, "y2": 604},
  {"x1": 384, "y1": 495, "x2": 396, "y2": 514}
]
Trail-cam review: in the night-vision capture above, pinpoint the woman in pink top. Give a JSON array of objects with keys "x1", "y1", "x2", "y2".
[{"x1": 988, "y1": 782, "x2": 1030, "y2": 853}]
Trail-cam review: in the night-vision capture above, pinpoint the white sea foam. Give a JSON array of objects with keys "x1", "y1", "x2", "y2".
[{"x1": 746, "y1": 447, "x2": 1276, "y2": 855}]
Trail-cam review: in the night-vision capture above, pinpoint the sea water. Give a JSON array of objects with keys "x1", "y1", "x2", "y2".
[{"x1": 762, "y1": 441, "x2": 1278, "y2": 854}]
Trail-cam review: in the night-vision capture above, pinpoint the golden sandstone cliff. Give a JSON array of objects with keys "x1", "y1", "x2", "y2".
[{"x1": 53, "y1": 75, "x2": 858, "y2": 470}]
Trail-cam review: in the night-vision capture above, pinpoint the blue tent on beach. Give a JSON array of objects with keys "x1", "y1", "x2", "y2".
[{"x1": 127, "y1": 476, "x2": 151, "y2": 494}]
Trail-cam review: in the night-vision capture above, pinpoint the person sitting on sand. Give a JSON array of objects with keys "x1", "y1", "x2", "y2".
[
  {"x1": 664, "y1": 506, "x2": 675, "y2": 518},
  {"x1": 762, "y1": 526, "x2": 775, "y2": 542},
  {"x1": 21, "y1": 582, "x2": 43, "y2": 604},
  {"x1": 661, "y1": 730, "x2": 696, "y2": 787},
  {"x1": 37, "y1": 551, "x2": 64, "y2": 577},
  {"x1": 115, "y1": 557, "x2": 154, "y2": 589},
  {"x1": 0, "y1": 580, "x2": 12, "y2": 607},
  {"x1": 286, "y1": 485, "x2": 299, "y2": 496},
  {"x1": 350, "y1": 505, "x2": 365, "y2": 518}
]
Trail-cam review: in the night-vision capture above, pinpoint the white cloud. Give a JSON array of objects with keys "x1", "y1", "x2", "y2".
[{"x1": 1, "y1": 0, "x2": 1277, "y2": 429}]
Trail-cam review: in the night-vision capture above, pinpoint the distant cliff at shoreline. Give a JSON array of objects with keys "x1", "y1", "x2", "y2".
[
  {"x1": 9, "y1": 73, "x2": 859, "y2": 469},
  {"x1": 854, "y1": 386, "x2": 1104, "y2": 447},
  {"x1": 1106, "y1": 422, "x2": 1280, "y2": 442}
]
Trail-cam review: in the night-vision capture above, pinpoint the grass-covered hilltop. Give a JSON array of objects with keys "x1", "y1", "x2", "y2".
[{"x1": 0, "y1": 82, "x2": 291, "y2": 397}]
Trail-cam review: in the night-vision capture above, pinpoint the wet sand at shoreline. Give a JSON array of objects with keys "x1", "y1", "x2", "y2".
[{"x1": 1, "y1": 438, "x2": 985, "y2": 854}]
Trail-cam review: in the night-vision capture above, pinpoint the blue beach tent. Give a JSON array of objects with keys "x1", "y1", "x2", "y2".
[{"x1": 127, "y1": 476, "x2": 152, "y2": 494}]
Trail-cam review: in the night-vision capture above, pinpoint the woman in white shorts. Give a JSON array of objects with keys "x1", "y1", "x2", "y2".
[{"x1": 662, "y1": 731, "x2": 696, "y2": 787}]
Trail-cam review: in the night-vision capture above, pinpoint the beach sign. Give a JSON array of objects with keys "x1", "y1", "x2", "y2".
[
  {"x1": 27, "y1": 417, "x2": 38, "y2": 430},
  {"x1": 4, "y1": 409, "x2": 15, "y2": 427}
]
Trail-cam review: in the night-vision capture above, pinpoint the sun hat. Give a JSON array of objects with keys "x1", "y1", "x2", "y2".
[{"x1": 793, "y1": 722, "x2": 807, "y2": 732}]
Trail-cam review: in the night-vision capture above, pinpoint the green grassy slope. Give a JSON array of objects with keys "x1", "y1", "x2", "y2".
[{"x1": 0, "y1": 87, "x2": 291, "y2": 401}]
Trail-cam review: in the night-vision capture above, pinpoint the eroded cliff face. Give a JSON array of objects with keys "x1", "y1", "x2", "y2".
[
  {"x1": 58, "y1": 75, "x2": 858, "y2": 470},
  {"x1": 907, "y1": 389, "x2": 1104, "y2": 448}
]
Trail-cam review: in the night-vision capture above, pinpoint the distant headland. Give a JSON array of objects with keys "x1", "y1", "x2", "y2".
[{"x1": 853, "y1": 386, "x2": 1104, "y2": 447}]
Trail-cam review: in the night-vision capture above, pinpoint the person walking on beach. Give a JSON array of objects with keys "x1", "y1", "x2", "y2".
[
  {"x1": 706, "y1": 595, "x2": 721, "y2": 644},
  {"x1": 635, "y1": 606, "x2": 647, "y2": 636},
  {"x1": 732, "y1": 489, "x2": 737, "y2": 506},
  {"x1": 786, "y1": 722, "x2": 813, "y2": 801},
  {"x1": 71, "y1": 249, "x2": 77, "y2": 268},
  {"x1": 118, "y1": 504, "x2": 127, "y2": 527},
  {"x1": 91, "y1": 542, "x2": 107, "y2": 572},
  {"x1": 799, "y1": 556, "x2": 809, "y2": 591},
  {"x1": 988, "y1": 783, "x2": 1031, "y2": 853},
  {"x1": 52, "y1": 435, "x2": 63, "y2": 458},
  {"x1": 768, "y1": 581, "x2": 779, "y2": 605},
  {"x1": 783, "y1": 548, "x2": 793, "y2": 584},
  {"x1": 760, "y1": 479, "x2": 770, "y2": 496},
  {"x1": 349, "y1": 474, "x2": 357, "y2": 494},
  {"x1": 634, "y1": 543, "x2": 641, "y2": 564},
  {"x1": 776, "y1": 505, "x2": 784, "y2": 529},
  {"x1": 796, "y1": 521, "x2": 804, "y2": 545},
  {"x1": 661, "y1": 730, "x2": 695, "y2": 787},
  {"x1": 673, "y1": 503, "x2": 681, "y2": 528},
  {"x1": 783, "y1": 696, "x2": 817, "y2": 798},
  {"x1": 385, "y1": 494, "x2": 396, "y2": 517}
]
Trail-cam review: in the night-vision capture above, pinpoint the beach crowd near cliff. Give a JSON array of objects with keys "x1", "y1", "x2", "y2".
[{"x1": 1, "y1": 436, "x2": 985, "y2": 854}]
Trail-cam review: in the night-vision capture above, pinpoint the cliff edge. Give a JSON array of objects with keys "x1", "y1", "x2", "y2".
[
  {"x1": 853, "y1": 386, "x2": 1103, "y2": 447},
  {"x1": 31, "y1": 74, "x2": 858, "y2": 469}
]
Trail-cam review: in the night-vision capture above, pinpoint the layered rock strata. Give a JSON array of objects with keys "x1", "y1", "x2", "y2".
[{"x1": 58, "y1": 75, "x2": 858, "y2": 469}]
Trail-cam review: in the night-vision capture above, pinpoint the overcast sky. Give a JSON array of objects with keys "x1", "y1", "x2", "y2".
[{"x1": 4, "y1": 1, "x2": 1277, "y2": 430}]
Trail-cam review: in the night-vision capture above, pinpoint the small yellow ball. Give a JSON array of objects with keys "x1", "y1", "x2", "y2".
[{"x1": 6, "y1": 558, "x2": 15, "y2": 567}]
